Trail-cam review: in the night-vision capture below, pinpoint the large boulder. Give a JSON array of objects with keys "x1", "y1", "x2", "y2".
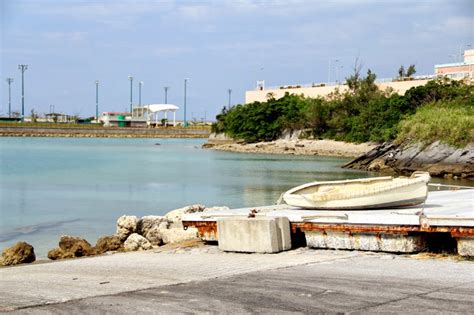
[
  {"x1": 95, "y1": 235, "x2": 123, "y2": 254},
  {"x1": 159, "y1": 205, "x2": 229, "y2": 244},
  {"x1": 165, "y1": 204, "x2": 206, "y2": 228},
  {"x1": 142, "y1": 222, "x2": 169, "y2": 246},
  {"x1": 123, "y1": 233, "x2": 153, "y2": 251},
  {"x1": 160, "y1": 227, "x2": 200, "y2": 244},
  {"x1": 116, "y1": 215, "x2": 139, "y2": 241},
  {"x1": 0, "y1": 242, "x2": 36, "y2": 266},
  {"x1": 138, "y1": 215, "x2": 166, "y2": 236},
  {"x1": 48, "y1": 235, "x2": 95, "y2": 260}
]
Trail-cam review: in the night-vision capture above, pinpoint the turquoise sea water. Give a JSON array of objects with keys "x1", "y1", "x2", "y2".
[{"x1": 1, "y1": 137, "x2": 372, "y2": 257}]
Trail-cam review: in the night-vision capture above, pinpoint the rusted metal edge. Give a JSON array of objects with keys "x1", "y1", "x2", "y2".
[
  {"x1": 293, "y1": 223, "x2": 474, "y2": 237},
  {"x1": 183, "y1": 220, "x2": 474, "y2": 239},
  {"x1": 183, "y1": 221, "x2": 218, "y2": 240}
]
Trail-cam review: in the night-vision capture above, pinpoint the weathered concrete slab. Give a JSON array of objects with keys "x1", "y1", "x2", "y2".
[
  {"x1": 217, "y1": 217, "x2": 291, "y2": 253},
  {"x1": 6, "y1": 250, "x2": 474, "y2": 314},
  {"x1": 305, "y1": 231, "x2": 427, "y2": 253},
  {"x1": 457, "y1": 237, "x2": 474, "y2": 257},
  {"x1": 0, "y1": 248, "x2": 357, "y2": 311},
  {"x1": 184, "y1": 190, "x2": 473, "y2": 227}
]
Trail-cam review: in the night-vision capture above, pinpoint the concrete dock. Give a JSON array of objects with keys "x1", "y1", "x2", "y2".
[
  {"x1": 1, "y1": 248, "x2": 473, "y2": 313},
  {"x1": 183, "y1": 190, "x2": 474, "y2": 255}
]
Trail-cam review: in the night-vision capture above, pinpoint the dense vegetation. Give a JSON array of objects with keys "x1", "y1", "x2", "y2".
[{"x1": 213, "y1": 71, "x2": 473, "y2": 147}]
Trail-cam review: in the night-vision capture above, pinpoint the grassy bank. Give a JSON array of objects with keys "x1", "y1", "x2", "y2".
[{"x1": 396, "y1": 100, "x2": 474, "y2": 147}]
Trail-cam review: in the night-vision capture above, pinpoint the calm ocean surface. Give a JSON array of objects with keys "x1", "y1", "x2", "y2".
[{"x1": 0, "y1": 137, "x2": 378, "y2": 257}]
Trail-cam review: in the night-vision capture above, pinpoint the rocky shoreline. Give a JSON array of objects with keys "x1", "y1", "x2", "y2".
[
  {"x1": 344, "y1": 141, "x2": 474, "y2": 179},
  {"x1": 0, "y1": 204, "x2": 227, "y2": 267},
  {"x1": 204, "y1": 139, "x2": 376, "y2": 158}
]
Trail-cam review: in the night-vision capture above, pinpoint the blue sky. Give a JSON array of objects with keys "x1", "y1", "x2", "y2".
[{"x1": 1, "y1": 0, "x2": 473, "y2": 120}]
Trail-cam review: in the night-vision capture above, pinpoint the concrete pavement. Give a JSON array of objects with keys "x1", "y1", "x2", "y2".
[{"x1": 1, "y1": 246, "x2": 473, "y2": 313}]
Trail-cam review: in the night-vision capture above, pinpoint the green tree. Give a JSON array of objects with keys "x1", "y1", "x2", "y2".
[
  {"x1": 398, "y1": 65, "x2": 405, "y2": 79},
  {"x1": 406, "y1": 64, "x2": 416, "y2": 77}
]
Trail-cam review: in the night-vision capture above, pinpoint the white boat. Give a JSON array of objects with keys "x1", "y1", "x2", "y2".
[{"x1": 282, "y1": 172, "x2": 430, "y2": 210}]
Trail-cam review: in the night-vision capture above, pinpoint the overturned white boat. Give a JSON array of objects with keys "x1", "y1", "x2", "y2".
[{"x1": 282, "y1": 172, "x2": 430, "y2": 210}]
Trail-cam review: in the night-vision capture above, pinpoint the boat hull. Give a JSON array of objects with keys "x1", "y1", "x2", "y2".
[{"x1": 282, "y1": 173, "x2": 430, "y2": 210}]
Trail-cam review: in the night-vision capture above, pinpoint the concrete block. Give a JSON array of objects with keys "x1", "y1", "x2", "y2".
[
  {"x1": 305, "y1": 231, "x2": 426, "y2": 253},
  {"x1": 457, "y1": 237, "x2": 474, "y2": 257},
  {"x1": 275, "y1": 217, "x2": 292, "y2": 251},
  {"x1": 217, "y1": 217, "x2": 291, "y2": 253}
]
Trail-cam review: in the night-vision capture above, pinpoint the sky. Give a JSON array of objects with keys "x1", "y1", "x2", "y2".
[{"x1": 1, "y1": 0, "x2": 473, "y2": 120}]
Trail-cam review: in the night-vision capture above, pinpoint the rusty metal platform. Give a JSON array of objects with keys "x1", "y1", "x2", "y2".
[{"x1": 182, "y1": 190, "x2": 474, "y2": 241}]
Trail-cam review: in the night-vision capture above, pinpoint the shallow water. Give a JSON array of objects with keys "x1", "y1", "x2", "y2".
[{"x1": 1, "y1": 137, "x2": 470, "y2": 258}]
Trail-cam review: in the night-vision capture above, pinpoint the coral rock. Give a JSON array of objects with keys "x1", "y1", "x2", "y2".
[
  {"x1": 116, "y1": 215, "x2": 139, "y2": 241},
  {"x1": 123, "y1": 233, "x2": 153, "y2": 251},
  {"x1": 137, "y1": 215, "x2": 166, "y2": 236},
  {"x1": 48, "y1": 235, "x2": 95, "y2": 260},
  {"x1": 95, "y1": 235, "x2": 123, "y2": 254},
  {"x1": 1, "y1": 242, "x2": 36, "y2": 266}
]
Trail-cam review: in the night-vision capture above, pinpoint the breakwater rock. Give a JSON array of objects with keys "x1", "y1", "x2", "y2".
[
  {"x1": 344, "y1": 141, "x2": 474, "y2": 178},
  {"x1": 43, "y1": 204, "x2": 229, "y2": 261},
  {"x1": 0, "y1": 242, "x2": 36, "y2": 266}
]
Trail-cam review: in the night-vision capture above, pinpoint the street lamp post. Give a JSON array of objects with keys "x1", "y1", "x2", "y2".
[
  {"x1": 128, "y1": 76, "x2": 133, "y2": 115},
  {"x1": 18, "y1": 64, "x2": 28, "y2": 121},
  {"x1": 139, "y1": 81, "x2": 143, "y2": 107},
  {"x1": 164, "y1": 86, "x2": 169, "y2": 104},
  {"x1": 228, "y1": 89, "x2": 232, "y2": 108},
  {"x1": 95, "y1": 80, "x2": 99, "y2": 121},
  {"x1": 336, "y1": 65, "x2": 343, "y2": 85},
  {"x1": 6, "y1": 78, "x2": 13, "y2": 118},
  {"x1": 327, "y1": 59, "x2": 339, "y2": 84},
  {"x1": 184, "y1": 78, "x2": 189, "y2": 127}
]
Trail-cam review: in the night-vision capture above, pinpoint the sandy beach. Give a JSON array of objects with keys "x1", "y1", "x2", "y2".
[{"x1": 207, "y1": 139, "x2": 377, "y2": 157}]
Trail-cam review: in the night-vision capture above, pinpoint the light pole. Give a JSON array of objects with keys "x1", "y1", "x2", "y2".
[
  {"x1": 336, "y1": 65, "x2": 343, "y2": 85},
  {"x1": 328, "y1": 59, "x2": 338, "y2": 84},
  {"x1": 228, "y1": 89, "x2": 232, "y2": 108},
  {"x1": 6, "y1": 78, "x2": 13, "y2": 117},
  {"x1": 184, "y1": 78, "x2": 189, "y2": 127},
  {"x1": 139, "y1": 81, "x2": 143, "y2": 107},
  {"x1": 18, "y1": 64, "x2": 28, "y2": 121},
  {"x1": 128, "y1": 76, "x2": 133, "y2": 114},
  {"x1": 95, "y1": 80, "x2": 99, "y2": 121},
  {"x1": 164, "y1": 86, "x2": 169, "y2": 104}
]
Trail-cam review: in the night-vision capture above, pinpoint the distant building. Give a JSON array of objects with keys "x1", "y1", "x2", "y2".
[
  {"x1": 44, "y1": 113, "x2": 71, "y2": 123},
  {"x1": 245, "y1": 79, "x2": 433, "y2": 103},
  {"x1": 100, "y1": 112, "x2": 131, "y2": 127},
  {"x1": 435, "y1": 49, "x2": 474, "y2": 79},
  {"x1": 245, "y1": 51, "x2": 473, "y2": 104}
]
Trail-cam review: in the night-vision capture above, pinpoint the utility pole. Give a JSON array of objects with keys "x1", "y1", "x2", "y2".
[
  {"x1": 228, "y1": 89, "x2": 232, "y2": 108},
  {"x1": 95, "y1": 80, "x2": 99, "y2": 121},
  {"x1": 128, "y1": 76, "x2": 133, "y2": 114},
  {"x1": 18, "y1": 64, "x2": 28, "y2": 121},
  {"x1": 164, "y1": 86, "x2": 169, "y2": 104},
  {"x1": 6, "y1": 78, "x2": 13, "y2": 117},
  {"x1": 184, "y1": 78, "x2": 189, "y2": 127}
]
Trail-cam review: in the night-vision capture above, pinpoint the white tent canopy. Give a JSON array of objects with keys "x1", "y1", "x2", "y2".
[
  {"x1": 144, "y1": 104, "x2": 179, "y2": 112},
  {"x1": 143, "y1": 104, "x2": 179, "y2": 126}
]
